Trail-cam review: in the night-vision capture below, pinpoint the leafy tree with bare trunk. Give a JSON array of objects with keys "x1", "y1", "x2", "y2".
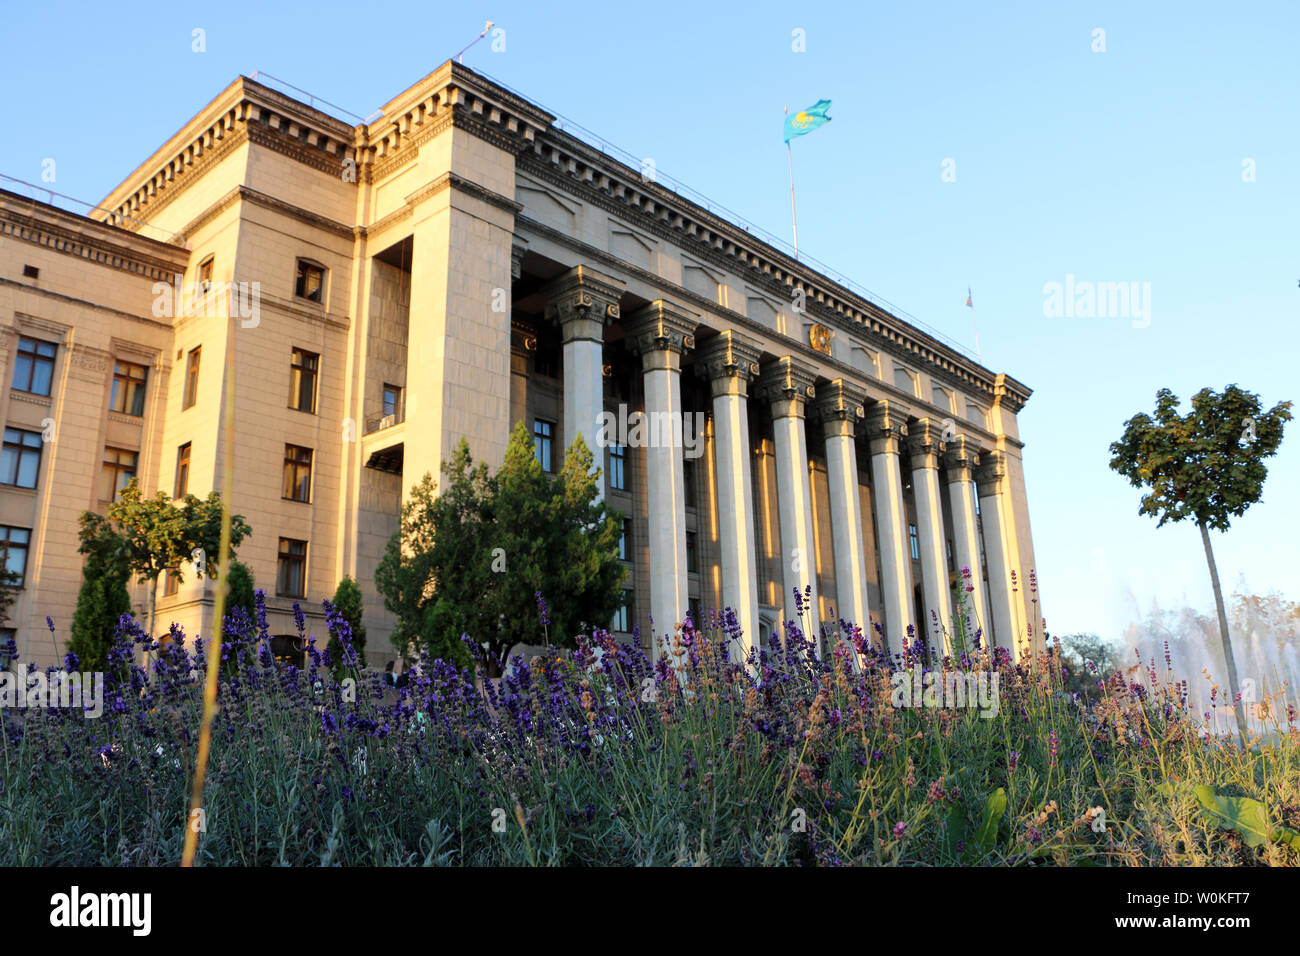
[{"x1": 1110, "y1": 385, "x2": 1291, "y2": 746}]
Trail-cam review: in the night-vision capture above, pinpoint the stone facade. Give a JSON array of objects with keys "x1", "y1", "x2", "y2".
[{"x1": 0, "y1": 62, "x2": 1042, "y2": 668}]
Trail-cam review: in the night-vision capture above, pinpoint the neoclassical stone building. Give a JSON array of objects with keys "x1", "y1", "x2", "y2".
[{"x1": 0, "y1": 62, "x2": 1041, "y2": 668}]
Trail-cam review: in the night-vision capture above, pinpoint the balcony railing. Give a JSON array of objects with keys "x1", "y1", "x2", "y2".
[{"x1": 365, "y1": 411, "x2": 404, "y2": 434}]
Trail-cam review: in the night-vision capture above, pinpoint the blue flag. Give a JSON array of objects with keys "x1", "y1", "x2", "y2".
[{"x1": 784, "y1": 100, "x2": 832, "y2": 143}]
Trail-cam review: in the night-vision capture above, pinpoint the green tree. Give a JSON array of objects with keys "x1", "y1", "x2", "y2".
[
  {"x1": 78, "y1": 479, "x2": 251, "y2": 638},
  {"x1": 1109, "y1": 385, "x2": 1292, "y2": 744},
  {"x1": 225, "y1": 560, "x2": 257, "y2": 628},
  {"x1": 69, "y1": 513, "x2": 133, "y2": 671},
  {"x1": 377, "y1": 422, "x2": 625, "y2": 675},
  {"x1": 1057, "y1": 632, "x2": 1121, "y2": 702},
  {"x1": 329, "y1": 576, "x2": 368, "y2": 678}
]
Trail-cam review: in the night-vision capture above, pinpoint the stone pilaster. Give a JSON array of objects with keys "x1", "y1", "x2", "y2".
[
  {"x1": 754, "y1": 357, "x2": 820, "y2": 647},
  {"x1": 943, "y1": 435, "x2": 987, "y2": 645},
  {"x1": 907, "y1": 418, "x2": 953, "y2": 656},
  {"x1": 975, "y1": 448, "x2": 1023, "y2": 658},
  {"x1": 696, "y1": 330, "x2": 762, "y2": 662},
  {"x1": 864, "y1": 400, "x2": 913, "y2": 653},
  {"x1": 811, "y1": 379, "x2": 870, "y2": 647},
  {"x1": 542, "y1": 266, "x2": 625, "y2": 499},
  {"x1": 623, "y1": 300, "x2": 697, "y2": 663}
]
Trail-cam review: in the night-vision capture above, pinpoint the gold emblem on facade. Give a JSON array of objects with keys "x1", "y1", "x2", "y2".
[{"x1": 809, "y1": 323, "x2": 833, "y2": 354}]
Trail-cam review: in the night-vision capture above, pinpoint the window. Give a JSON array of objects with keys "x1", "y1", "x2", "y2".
[
  {"x1": 110, "y1": 360, "x2": 149, "y2": 417},
  {"x1": 686, "y1": 531, "x2": 698, "y2": 573},
  {"x1": 621, "y1": 518, "x2": 634, "y2": 560},
  {"x1": 609, "y1": 444, "x2": 627, "y2": 491},
  {"x1": 101, "y1": 447, "x2": 138, "y2": 502},
  {"x1": 295, "y1": 260, "x2": 325, "y2": 303},
  {"x1": 289, "y1": 348, "x2": 318, "y2": 413},
  {"x1": 931, "y1": 384, "x2": 951, "y2": 412},
  {"x1": 966, "y1": 400, "x2": 987, "y2": 429},
  {"x1": 283, "y1": 444, "x2": 313, "y2": 502},
  {"x1": 197, "y1": 256, "x2": 214, "y2": 287},
  {"x1": 270, "y1": 635, "x2": 305, "y2": 667},
  {"x1": 894, "y1": 365, "x2": 915, "y2": 396},
  {"x1": 164, "y1": 569, "x2": 180, "y2": 596},
  {"x1": 175, "y1": 443, "x2": 191, "y2": 498},
  {"x1": 277, "y1": 538, "x2": 308, "y2": 598},
  {"x1": 12, "y1": 337, "x2": 57, "y2": 397},
  {"x1": 0, "y1": 526, "x2": 30, "y2": 587},
  {"x1": 182, "y1": 347, "x2": 201, "y2": 409},
  {"x1": 382, "y1": 384, "x2": 401, "y2": 419},
  {"x1": 683, "y1": 459, "x2": 697, "y2": 509},
  {"x1": 0, "y1": 428, "x2": 43, "y2": 488},
  {"x1": 908, "y1": 523, "x2": 920, "y2": 561},
  {"x1": 612, "y1": 591, "x2": 633, "y2": 632},
  {"x1": 533, "y1": 419, "x2": 554, "y2": 473}
]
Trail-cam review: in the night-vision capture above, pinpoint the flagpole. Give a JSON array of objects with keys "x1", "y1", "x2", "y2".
[
  {"x1": 968, "y1": 286, "x2": 982, "y2": 358},
  {"x1": 785, "y1": 106, "x2": 799, "y2": 259}
]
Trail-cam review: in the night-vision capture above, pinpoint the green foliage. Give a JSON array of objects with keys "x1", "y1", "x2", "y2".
[
  {"x1": 77, "y1": 479, "x2": 251, "y2": 635},
  {"x1": 1058, "y1": 632, "x2": 1121, "y2": 701},
  {"x1": 1193, "y1": 786, "x2": 1271, "y2": 848},
  {"x1": 1109, "y1": 385, "x2": 1292, "y2": 531},
  {"x1": 329, "y1": 576, "x2": 368, "y2": 678},
  {"x1": 224, "y1": 560, "x2": 257, "y2": 627},
  {"x1": 0, "y1": 567, "x2": 19, "y2": 630},
  {"x1": 68, "y1": 545, "x2": 132, "y2": 673},
  {"x1": 377, "y1": 422, "x2": 625, "y2": 671}
]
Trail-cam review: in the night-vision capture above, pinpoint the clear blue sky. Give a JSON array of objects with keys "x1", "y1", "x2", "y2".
[{"x1": 3, "y1": 0, "x2": 1296, "y2": 645}]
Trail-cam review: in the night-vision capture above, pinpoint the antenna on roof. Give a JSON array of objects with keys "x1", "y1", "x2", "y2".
[{"x1": 456, "y1": 21, "x2": 494, "y2": 63}]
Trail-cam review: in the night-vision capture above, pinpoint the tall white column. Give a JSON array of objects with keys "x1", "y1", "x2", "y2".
[
  {"x1": 543, "y1": 266, "x2": 626, "y2": 501},
  {"x1": 976, "y1": 449, "x2": 1025, "y2": 659},
  {"x1": 865, "y1": 401, "x2": 914, "y2": 655},
  {"x1": 944, "y1": 436, "x2": 988, "y2": 649},
  {"x1": 697, "y1": 331, "x2": 762, "y2": 662},
  {"x1": 624, "y1": 300, "x2": 697, "y2": 663},
  {"x1": 907, "y1": 418, "x2": 953, "y2": 657},
  {"x1": 812, "y1": 380, "x2": 870, "y2": 648},
  {"x1": 755, "y1": 357, "x2": 820, "y2": 648}
]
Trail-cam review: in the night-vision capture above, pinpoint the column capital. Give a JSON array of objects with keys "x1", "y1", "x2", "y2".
[
  {"x1": 943, "y1": 434, "x2": 981, "y2": 479},
  {"x1": 542, "y1": 265, "x2": 625, "y2": 341},
  {"x1": 510, "y1": 319, "x2": 539, "y2": 359},
  {"x1": 863, "y1": 400, "x2": 909, "y2": 455},
  {"x1": 810, "y1": 378, "x2": 866, "y2": 438},
  {"x1": 906, "y1": 417, "x2": 948, "y2": 467},
  {"x1": 696, "y1": 329, "x2": 762, "y2": 397},
  {"x1": 623, "y1": 300, "x2": 698, "y2": 358},
  {"x1": 974, "y1": 447, "x2": 1007, "y2": 496},
  {"x1": 754, "y1": 356, "x2": 817, "y2": 418}
]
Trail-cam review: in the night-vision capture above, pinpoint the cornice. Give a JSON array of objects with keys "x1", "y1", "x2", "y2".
[
  {"x1": 516, "y1": 213, "x2": 1000, "y2": 447},
  {"x1": 173, "y1": 185, "x2": 354, "y2": 244},
  {"x1": 100, "y1": 78, "x2": 358, "y2": 233},
  {"x1": 1, "y1": 278, "x2": 177, "y2": 333},
  {"x1": 517, "y1": 133, "x2": 1028, "y2": 408},
  {"x1": 0, "y1": 192, "x2": 187, "y2": 280}
]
